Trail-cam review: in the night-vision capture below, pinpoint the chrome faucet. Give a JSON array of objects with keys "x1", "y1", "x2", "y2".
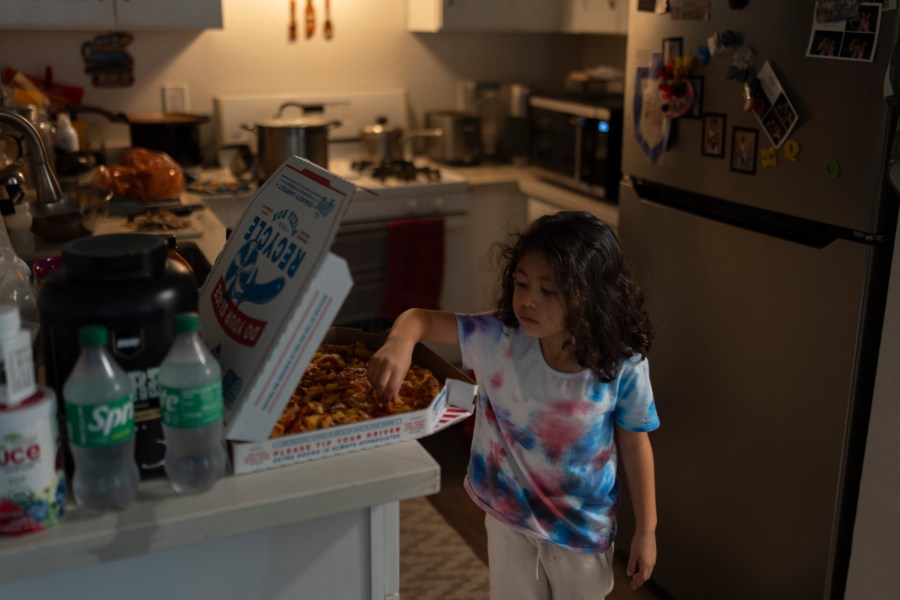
[{"x1": 0, "y1": 108, "x2": 63, "y2": 207}]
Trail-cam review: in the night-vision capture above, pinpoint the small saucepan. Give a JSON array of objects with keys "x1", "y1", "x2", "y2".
[
  {"x1": 360, "y1": 116, "x2": 443, "y2": 163},
  {"x1": 242, "y1": 102, "x2": 341, "y2": 181}
]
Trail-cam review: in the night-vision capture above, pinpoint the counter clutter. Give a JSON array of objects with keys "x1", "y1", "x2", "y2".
[{"x1": 0, "y1": 144, "x2": 619, "y2": 597}]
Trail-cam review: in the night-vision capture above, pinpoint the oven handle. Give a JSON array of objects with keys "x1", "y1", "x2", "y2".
[{"x1": 337, "y1": 211, "x2": 468, "y2": 234}]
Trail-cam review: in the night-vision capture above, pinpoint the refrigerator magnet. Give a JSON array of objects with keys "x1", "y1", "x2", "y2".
[
  {"x1": 807, "y1": 2, "x2": 881, "y2": 61},
  {"x1": 730, "y1": 127, "x2": 759, "y2": 174},
  {"x1": 701, "y1": 113, "x2": 726, "y2": 158},
  {"x1": 634, "y1": 61, "x2": 673, "y2": 163},
  {"x1": 751, "y1": 61, "x2": 799, "y2": 149}
]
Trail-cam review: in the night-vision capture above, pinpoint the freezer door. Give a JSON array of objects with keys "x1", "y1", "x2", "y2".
[
  {"x1": 617, "y1": 182, "x2": 877, "y2": 600},
  {"x1": 622, "y1": 3, "x2": 899, "y2": 234}
]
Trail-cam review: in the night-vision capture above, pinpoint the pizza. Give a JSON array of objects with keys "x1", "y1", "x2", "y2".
[{"x1": 270, "y1": 340, "x2": 442, "y2": 437}]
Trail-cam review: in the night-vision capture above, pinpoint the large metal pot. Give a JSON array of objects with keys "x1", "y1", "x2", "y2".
[
  {"x1": 243, "y1": 103, "x2": 340, "y2": 181},
  {"x1": 69, "y1": 106, "x2": 209, "y2": 167},
  {"x1": 360, "y1": 116, "x2": 443, "y2": 163}
]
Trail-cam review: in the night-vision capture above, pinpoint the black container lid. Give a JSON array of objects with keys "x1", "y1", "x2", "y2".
[{"x1": 62, "y1": 233, "x2": 168, "y2": 281}]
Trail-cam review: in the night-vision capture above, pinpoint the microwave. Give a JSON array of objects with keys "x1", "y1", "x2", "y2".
[{"x1": 528, "y1": 95, "x2": 623, "y2": 200}]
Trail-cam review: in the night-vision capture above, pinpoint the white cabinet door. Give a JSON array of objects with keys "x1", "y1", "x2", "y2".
[
  {"x1": 408, "y1": 0, "x2": 560, "y2": 32},
  {"x1": 116, "y1": 0, "x2": 222, "y2": 29},
  {"x1": 466, "y1": 185, "x2": 527, "y2": 312},
  {"x1": 563, "y1": 0, "x2": 628, "y2": 35},
  {"x1": 0, "y1": 0, "x2": 115, "y2": 29},
  {"x1": 0, "y1": 0, "x2": 222, "y2": 29}
]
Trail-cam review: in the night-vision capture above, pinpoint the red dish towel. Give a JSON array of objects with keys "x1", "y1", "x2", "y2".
[{"x1": 379, "y1": 217, "x2": 445, "y2": 320}]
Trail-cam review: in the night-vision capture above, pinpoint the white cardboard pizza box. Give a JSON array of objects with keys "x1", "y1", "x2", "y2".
[
  {"x1": 198, "y1": 155, "x2": 356, "y2": 443},
  {"x1": 228, "y1": 328, "x2": 477, "y2": 475}
]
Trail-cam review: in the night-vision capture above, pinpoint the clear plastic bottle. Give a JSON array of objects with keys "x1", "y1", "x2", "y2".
[
  {"x1": 63, "y1": 325, "x2": 139, "y2": 513},
  {"x1": 159, "y1": 312, "x2": 226, "y2": 494}
]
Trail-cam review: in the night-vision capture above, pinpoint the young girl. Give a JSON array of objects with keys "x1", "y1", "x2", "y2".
[{"x1": 367, "y1": 211, "x2": 658, "y2": 599}]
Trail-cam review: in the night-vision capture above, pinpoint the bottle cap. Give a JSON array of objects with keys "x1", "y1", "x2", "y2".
[
  {"x1": 173, "y1": 312, "x2": 200, "y2": 334},
  {"x1": 78, "y1": 325, "x2": 108, "y2": 347},
  {"x1": 0, "y1": 305, "x2": 21, "y2": 336}
]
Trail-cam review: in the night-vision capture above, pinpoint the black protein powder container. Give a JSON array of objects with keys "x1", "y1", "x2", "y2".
[{"x1": 38, "y1": 233, "x2": 199, "y2": 479}]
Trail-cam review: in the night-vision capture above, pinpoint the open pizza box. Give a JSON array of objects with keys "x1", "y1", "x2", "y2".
[
  {"x1": 197, "y1": 155, "x2": 476, "y2": 475},
  {"x1": 229, "y1": 328, "x2": 476, "y2": 475}
]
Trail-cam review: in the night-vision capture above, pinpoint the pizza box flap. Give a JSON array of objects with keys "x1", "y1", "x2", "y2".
[{"x1": 198, "y1": 156, "x2": 357, "y2": 443}]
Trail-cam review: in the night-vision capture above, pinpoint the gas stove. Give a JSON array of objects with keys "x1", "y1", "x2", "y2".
[{"x1": 208, "y1": 90, "x2": 469, "y2": 226}]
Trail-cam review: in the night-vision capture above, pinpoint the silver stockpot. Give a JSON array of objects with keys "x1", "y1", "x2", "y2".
[{"x1": 242, "y1": 102, "x2": 340, "y2": 182}]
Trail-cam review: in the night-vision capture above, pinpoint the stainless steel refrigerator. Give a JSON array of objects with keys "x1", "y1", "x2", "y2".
[{"x1": 617, "y1": 2, "x2": 899, "y2": 599}]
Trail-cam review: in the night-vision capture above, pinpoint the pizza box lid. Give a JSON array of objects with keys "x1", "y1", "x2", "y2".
[{"x1": 198, "y1": 155, "x2": 357, "y2": 443}]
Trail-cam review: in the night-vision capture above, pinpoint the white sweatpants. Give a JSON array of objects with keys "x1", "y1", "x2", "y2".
[{"x1": 485, "y1": 514, "x2": 615, "y2": 600}]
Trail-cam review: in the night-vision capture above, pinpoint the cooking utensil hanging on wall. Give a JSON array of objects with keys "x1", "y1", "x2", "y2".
[
  {"x1": 305, "y1": 0, "x2": 315, "y2": 38},
  {"x1": 289, "y1": 0, "x2": 297, "y2": 41},
  {"x1": 324, "y1": 0, "x2": 334, "y2": 40}
]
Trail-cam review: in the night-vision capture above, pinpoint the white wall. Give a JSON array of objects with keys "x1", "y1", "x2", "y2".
[{"x1": 1, "y1": 0, "x2": 590, "y2": 159}]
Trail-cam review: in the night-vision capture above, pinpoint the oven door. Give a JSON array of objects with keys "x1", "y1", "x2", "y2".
[{"x1": 330, "y1": 213, "x2": 468, "y2": 351}]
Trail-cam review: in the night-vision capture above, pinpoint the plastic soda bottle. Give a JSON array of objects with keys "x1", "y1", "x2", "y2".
[
  {"x1": 159, "y1": 312, "x2": 226, "y2": 494},
  {"x1": 63, "y1": 325, "x2": 139, "y2": 513}
]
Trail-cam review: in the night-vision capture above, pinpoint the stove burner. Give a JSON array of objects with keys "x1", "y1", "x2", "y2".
[{"x1": 352, "y1": 160, "x2": 441, "y2": 183}]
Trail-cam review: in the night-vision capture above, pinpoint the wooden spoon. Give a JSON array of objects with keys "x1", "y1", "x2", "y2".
[
  {"x1": 305, "y1": 0, "x2": 315, "y2": 38},
  {"x1": 323, "y1": 0, "x2": 333, "y2": 40},
  {"x1": 289, "y1": 0, "x2": 297, "y2": 41}
]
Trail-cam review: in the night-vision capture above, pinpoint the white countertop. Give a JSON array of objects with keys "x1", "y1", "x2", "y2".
[
  {"x1": 0, "y1": 441, "x2": 439, "y2": 585},
  {"x1": 442, "y1": 162, "x2": 620, "y2": 229}
]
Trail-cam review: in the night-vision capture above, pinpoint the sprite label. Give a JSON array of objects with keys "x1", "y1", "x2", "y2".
[
  {"x1": 160, "y1": 382, "x2": 223, "y2": 429},
  {"x1": 65, "y1": 395, "x2": 135, "y2": 447}
]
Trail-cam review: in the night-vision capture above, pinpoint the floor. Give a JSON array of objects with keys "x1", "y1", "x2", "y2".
[{"x1": 418, "y1": 423, "x2": 674, "y2": 600}]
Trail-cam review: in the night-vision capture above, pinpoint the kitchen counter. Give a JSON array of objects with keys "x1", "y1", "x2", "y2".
[
  {"x1": 0, "y1": 440, "x2": 439, "y2": 599},
  {"x1": 441, "y1": 162, "x2": 620, "y2": 229}
]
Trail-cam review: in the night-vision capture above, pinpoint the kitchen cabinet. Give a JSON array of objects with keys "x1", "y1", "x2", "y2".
[
  {"x1": 0, "y1": 441, "x2": 438, "y2": 600},
  {"x1": 520, "y1": 177, "x2": 619, "y2": 229},
  {"x1": 465, "y1": 182, "x2": 527, "y2": 312},
  {"x1": 561, "y1": 0, "x2": 628, "y2": 35},
  {"x1": 0, "y1": 0, "x2": 222, "y2": 30},
  {"x1": 406, "y1": 0, "x2": 626, "y2": 34},
  {"x1": 407, "y1": 0, "x2": 561, "y2": 32}
]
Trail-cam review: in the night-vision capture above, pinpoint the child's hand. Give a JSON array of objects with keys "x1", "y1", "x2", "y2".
[
  {"x1": 366, "y1": 337, "x2": 415, "y2": 401},
  {"x1": 626, "y1": 530, "x2": 656, "y2": 590}
]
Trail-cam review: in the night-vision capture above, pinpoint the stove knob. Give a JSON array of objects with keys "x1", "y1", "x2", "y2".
[
  {"x1": 434, "y1": 196, "x2": 445, "y2": 212},
  {"x1": 406, "y1": 198, "x2": 419, "y2": 214}
]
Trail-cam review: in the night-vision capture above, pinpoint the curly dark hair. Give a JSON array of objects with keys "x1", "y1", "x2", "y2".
[{"x1": 494, "y1": 211, "x2": 653, "y2": 382}]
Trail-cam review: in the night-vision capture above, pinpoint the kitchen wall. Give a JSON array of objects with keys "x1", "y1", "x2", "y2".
[{"x1": 1, "y1": 0, "x2": 624, "y2": 160}]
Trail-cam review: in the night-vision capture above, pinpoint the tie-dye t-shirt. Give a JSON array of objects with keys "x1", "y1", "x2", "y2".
[{"x1": 458, "y1": 313, "x2": 659, "y2": 554}]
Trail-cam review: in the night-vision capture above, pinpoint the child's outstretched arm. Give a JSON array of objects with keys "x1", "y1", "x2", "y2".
[
  {"x1": 367, "y1": 308, "x2": 459, "y2": 401},
  {"x1": 615, "y1": 426, "x2": 657, "y2": 590}
]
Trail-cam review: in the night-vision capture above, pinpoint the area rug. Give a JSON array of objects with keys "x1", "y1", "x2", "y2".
[{"x1": 400, "y1": 496, "x2": 490, "y2": 599}]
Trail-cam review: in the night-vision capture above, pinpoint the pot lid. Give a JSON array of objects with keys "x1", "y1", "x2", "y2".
[
  {"x1": 257, "y1": 114, "x2": 333, "y2": 128},
  {"x1": 127, "y1": 113, "x2": 210, "y2": 125},
  {"x1": 362, "y1": 116, "x2": 402, "y2": 136}
]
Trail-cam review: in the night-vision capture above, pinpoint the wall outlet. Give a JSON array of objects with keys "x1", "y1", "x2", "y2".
[{"x1": 161, "y1": 83, "x2": 189, "y2": 114}]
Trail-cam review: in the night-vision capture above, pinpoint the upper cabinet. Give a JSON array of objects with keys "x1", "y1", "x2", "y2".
[
  {"x1": 407, "y1": 0, "x2": 627, "y2": 35},
  {"x1": 561, "y1": 0, "x2": 628, "y2": 35},
  {"x1": 407, "y1": 0, "x2": 561, "y2": 33},
  {"x1": 0, "y1": 0, "x2": 223, "y2": 30}
]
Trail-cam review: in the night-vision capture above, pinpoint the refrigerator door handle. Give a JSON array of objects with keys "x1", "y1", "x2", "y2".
[{"x1": 631, "y1": 179, "x2": 889, "y2": 249}]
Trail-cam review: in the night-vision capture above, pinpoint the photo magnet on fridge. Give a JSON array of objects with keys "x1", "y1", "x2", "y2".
[
  {"x1": 731, "y1": 127, "x2": 759, "y2": 174},
  {"x1": 701, "y1": 113, "x2": 726, "y2": 158},
  {"x1": 807, "y1": 2, "x2": 881, "y2": 61},
  {"x1": 751, "y1": 61, "x2": 799, "y2": 149}
]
